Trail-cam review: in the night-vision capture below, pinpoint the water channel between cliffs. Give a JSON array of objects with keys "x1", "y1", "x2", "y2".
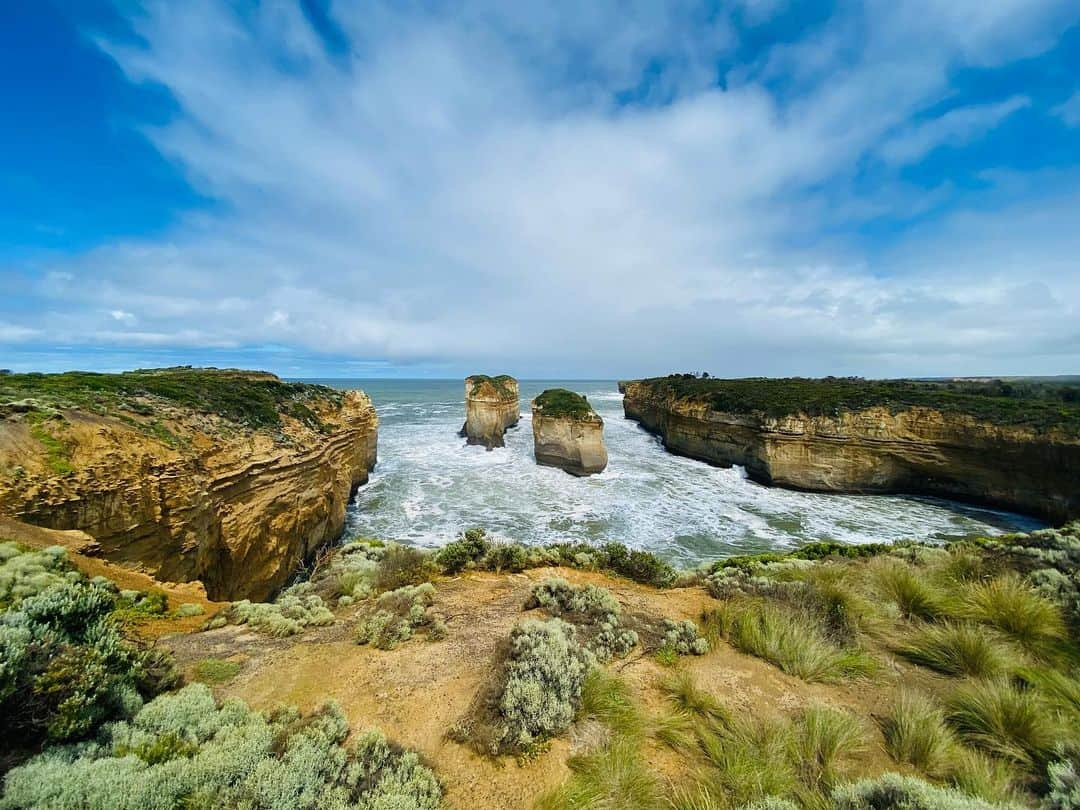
[{"x1": 311, "y1": 379, "x2": 1044, "y2": 568}]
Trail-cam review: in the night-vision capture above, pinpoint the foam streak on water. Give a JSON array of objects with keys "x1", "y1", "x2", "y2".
[{"x1": 312, "y1": 380, "x2": 1044, "y2": 567}]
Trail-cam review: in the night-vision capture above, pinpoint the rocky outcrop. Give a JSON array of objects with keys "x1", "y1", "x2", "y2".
[
  {"x1": 460, "y1": 375, "x2": 520, "y2": 449},
  {"x1": 620, "y1": 379, "x2": 1080, "y2": 524},
  {"x1": 0, "y1": 370, "x2": 378, "y2": 601},
  {"x1": 532, "y1": 389, "x2": 607, "y2": 476}
]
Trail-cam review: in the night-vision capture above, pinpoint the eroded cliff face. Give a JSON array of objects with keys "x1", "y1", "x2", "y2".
[
  {"x1": 620, "y1": 380, "x2": 1079, "y2": 523},
  {"x1": 0, "y1": 380, "x2": 377, "y2": 601},
  {"x1": 532, "y1": 399, "x2": 607, "y2": 477},
  {"x1": 461, "y1": 375, "x2": 520, "y2": 449}
]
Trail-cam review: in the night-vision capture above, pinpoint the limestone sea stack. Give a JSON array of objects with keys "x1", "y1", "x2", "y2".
[
  {"x1": 532, "y1": 389, "x2": 608, "y2": 476},
  {"x1": 460, "y1": 375, "x2": 520, "y2": 449}
]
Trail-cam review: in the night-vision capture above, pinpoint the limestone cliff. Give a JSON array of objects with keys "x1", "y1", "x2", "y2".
[
  {"x1": 460, "y1": 375, "x2": 520, "y2": 449},
  {"x1": 0, "y1": 368, "x2": 377, "y2": 601},
  {"x1": 532, "y1": 389, "x2": 607, "y2": 476},
  {"x1": 620, "y1": 378, "x2": 1080, "y2": 524}
]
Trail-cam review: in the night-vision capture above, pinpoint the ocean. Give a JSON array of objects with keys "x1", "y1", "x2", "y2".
[{"x1": 305, "y1": 379, "x2": 1043, "y2": 567}]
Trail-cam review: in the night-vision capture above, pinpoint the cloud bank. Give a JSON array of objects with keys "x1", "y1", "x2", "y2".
[{"x1": 4, "y1": 0, "x2": 1079, "y2": 377}]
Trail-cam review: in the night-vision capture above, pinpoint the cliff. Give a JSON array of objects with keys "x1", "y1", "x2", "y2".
[
  {"x1": 620, "y1": 376, "x2": 1080, "y2": 523},
  {"x1": 461, "y1": 375, "x2": 520, "y2": 448},
  {"x1": 0, "y1": 368, "x2": 378, "y2": 601},
  {"x1": 532, "y1": 389, "x2": 607, "y2": 476}
]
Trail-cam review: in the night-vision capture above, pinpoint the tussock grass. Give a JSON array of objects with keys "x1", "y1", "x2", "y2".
[
  {"x1": 706, "y1": 602, "x2": 876, "y2": 682},
  {"x1": 879, "y1": 688, "x2": 956, "y2": 773},
  {"x1": 789, "y1": 705, "x2": 866, "y2": 792},
  {"x1": 899, "y1": 622, "x2": 1018, "y2": 678},
  {"x1": 534, "y1": 737, "x2": 663, "y2": 810},
  {"x1": 652, "y1": 710, "x2": 698, "y2": 753},
  {"x1": 190, "y1": 657, "x2": 241, "y2": 685},
  {"x1": 581, "y1": 668, "x2": 643, "y2": 739},
  {"x1": 945, "y1": 678, "x2": 1060, "y2": 770},
  {"x1": 945, "y1": 747, "x2": 1020, "y2": 804},
  {"x1": 962, "y1": 574, "x2": 1066, "y2": 651},
  {"x1": 698, "y1": 717, "x2": 799, "y2": 806},
  {"x1": 873, "y1": 560, "x2": 954, "y2": 620},
  {"x1": 661, "y1": 670, "x2": 730, "y2": 725}
]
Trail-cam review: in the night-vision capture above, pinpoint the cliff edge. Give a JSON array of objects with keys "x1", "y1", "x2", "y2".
[
  {"x1": 620, "y1": 375, "x2": 1080, "y2": 523},
  {"x1": 0, "y1": 368, "x2": 378, "y2": 600},
  {"x1": 460, "y1": 375, "x2": 520, "y2": 449},
  {"x1": 532, "y1": 388, "x2": 607, "y2": 476}
]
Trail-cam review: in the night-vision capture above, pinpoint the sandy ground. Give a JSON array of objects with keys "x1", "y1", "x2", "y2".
[{"x1": 161, "y1": 566, "x2": 904, "y2": 809}]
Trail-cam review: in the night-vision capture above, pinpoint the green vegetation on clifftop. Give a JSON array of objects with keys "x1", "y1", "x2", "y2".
[
  {"x1": 625, "y1": 375, "x2": 1080, "y2": 436},
  {"x1": 533, "y1": 388, "x2": 598, "y2": 420}
]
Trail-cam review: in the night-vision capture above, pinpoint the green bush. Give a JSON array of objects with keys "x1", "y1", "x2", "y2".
[
  {"x1": 498, "y1": 618, "x2": 595, "y2": 750},
  {"x1": 436, "y1": 527, "x2": 491, "y2": 574},
  {"x1": 1046, "y1": 759, "x2": 1080, "y2": 810},
  {"x1": 174, "y1": 602, "x2": 205, "y2": 618},
  {"x1": 0, "y1": 568, "x2": 179, "y2": 757},
  {"x1": 484, "y1": 542, "x2": 529, "y2": 573},
  {"x1": 660, "y1": 619, "x2": 709, "y2": 656},
  {"x1": 217, "y1": 584, "x2": 334, "y2": 637},
  {"x1": 0, "y1": 543, "x2": 74, "y2": 609},
  {"x1": 526, "y1": 578, "x2": 638, "y2": 662},
  {"x1": 374, "y1": 543, "x2": 437, "y2": 592},
  {"x1": 356, "y1": 583, "x2": 444, "y2": 649},
  {"x1": 0, "y1": 684, "x2": 442, "y2": 809}
]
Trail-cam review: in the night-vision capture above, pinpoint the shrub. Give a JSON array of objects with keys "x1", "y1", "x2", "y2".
[
  {"x1": 322, "y1": 539, "x2": 384, "y2": 599},
  {"x1": 707, "y1": 602, "x2": 876, "y2": 682},
  {"x1": 356, "y1": 583, "x2": 443, "y2": 649},
  {"x1": 484, "y1": 542, "x2": 529, "y2": 573},
  {"x1": 833, "y1": 773, "x2": 1011, "y2": 810},
  {"x1": 946, "y1": 678, "x2": 1060, "y2": 771},
  {"x1": 0, "y1": 543, "x2": 73, "y2": 609},
  {"x1": 1, "y1": 684, "x2": 442, "y2": 810},
  {"x1": 879, "y1": 689, "x2": 956, "y2": 773},
  {"x1": 0, "y1": 574, "x2": 179, "y2": 756},
  {"x1": 174, "y1": 602, "x2": 205, "y2": 618},
  {"x1": 962, "y1": 574, "x2": 1066, "y2": 651},
  {"x1": 660, "y1": 619, "x2": 709, "y2": 656},
  {"x1": 899, "y1": 623, "x2": 1017, "y2": 678},
  {"x1": 222, "y1": 585, "x2": 334, "y2": 637},
  {"x1": 374, "y1": 543, "x2": 436, "y2": 591},
  {"x1": 436, "y1": 527, "x2": 491, "y2": 574},
  {"x1": 498, "y1": 619, "x2": 595, "y2": 749},
  {"x1": 526, "y1": 578, "x2": 637, "y2": 662},
  {"x1": 1047, "y1": 759, "x2": 1080, "y2": 810}
]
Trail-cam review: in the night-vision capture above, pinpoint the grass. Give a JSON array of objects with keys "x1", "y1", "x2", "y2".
[
  {"x1": 622, "y1": 375, "x2": 1080, "y2": 436},
  {"x1": 873, "y1": 560, "x2": 954, "y2": 620},
  {"x1": 705, "y1": 601, "x2": 877, "y2": 682},
  {"x1": 945, "y1": 678, "x2": 1061, "y2": 771},
  {"x1": 533, "y1": 388, "x2": 598, "y2": 420},
  {"x1": 661, "y1": 670, "x2": 730, "y2": 726},
  {"x1": 899, "y1": 622, "x2": 1019, "y2": 678},
  {"x1": 466, "y1": 374, "x2": 517, "y2": 400},
  {"x1": 25, "y1": 414, "x2": 74, "y2": 475},
  {"x1": 191, "y1": 658, "x2": 241, "y2": 685},
  {"x1": 788, "y1": 705, "x2": 866, "y2": 792},
  {"x1": 879, "y1": 689, "x2": 956, "y2": 773},
  {"x1": 961, "y1": 574, "x2": 1066, "y2": 651}
]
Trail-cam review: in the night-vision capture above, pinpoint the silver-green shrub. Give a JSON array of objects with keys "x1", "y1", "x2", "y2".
[
  {"x1": 661, "y1": 619, "x2": 709, "y2": 656},
  {"x1": 498, "y1": 618, "x2": 595, "y2": 749},
  {"x1": 833, "y1": 772, "x2": 1017, "y2": 810},
  {"x1": 356, "y1": 583, "x2": 442, "y2": 649},
  {"x1": 0, "y1": 684, "x2": 442, "y2": 810},
  {"x1": 214, "y1": 583, "x2": 334, "y2": 637},
  {"x1": 526, "y1": 578, "x2": 638, "y2": 662},
  {"x1": 0, "y1": 543, "x2": 75, "y2": 609},
  {"x1": 1047, "y1": 759, "x2": 1080, "y2": 810}
]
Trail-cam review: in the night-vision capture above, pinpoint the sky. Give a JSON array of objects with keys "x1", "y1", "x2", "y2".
[{"x1": 1, "y1": 0, "x2": 1079, "y2": 379}]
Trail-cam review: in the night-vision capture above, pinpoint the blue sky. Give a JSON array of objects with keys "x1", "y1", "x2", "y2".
[{"x1": 2, "y1": 0, "x2": 1079, "y2": 378}]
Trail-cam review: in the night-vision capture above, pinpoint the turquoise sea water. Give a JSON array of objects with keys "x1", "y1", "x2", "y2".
[{"x1": 306, "y1": 379, "x2": 1044, "y2": 568}]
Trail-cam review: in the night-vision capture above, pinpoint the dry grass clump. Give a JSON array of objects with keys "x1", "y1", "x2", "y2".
[
  {"x1": 899, "y1": 622, "x2": 1020, "y2": 678},
  {"x1": 704, "y1": 601, "x2": 876, "y2": 682}
]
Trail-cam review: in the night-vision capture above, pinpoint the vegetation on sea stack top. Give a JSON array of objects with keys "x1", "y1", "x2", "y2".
[
  {"x1": 626, "y1": 374, "x2": 1080, "y2": 436},
  {"x1": 533, "y1": 388, "x2": 599, "y2": 420},
  {"x1": 465, "y1": 373, "x2": 517, "y2": 400},
  {"x1": 0, "y1": 366, "x2": 344, "y2": 430}
]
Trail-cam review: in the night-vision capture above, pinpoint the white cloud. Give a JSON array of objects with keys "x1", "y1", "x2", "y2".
[
  {"x1": 1053, "y1": 91, "x2": 1080, "y2": 127},
  {"x1": 6, "y1": 0, "x2": 1079, "y2": 376}
]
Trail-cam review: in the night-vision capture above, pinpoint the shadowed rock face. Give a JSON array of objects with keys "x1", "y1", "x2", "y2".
[
  {"x1": 0, "y1": 370, "x2": 378, "y2": 601},
  {"x1": 532, "y1": 389, "x2": 607, "y2": 476},
  {"x1": 461, "y1": 375, "x2": 520, "y2": 449},
  {"x1": 620, "y1": 379, "x2": 1080, "y2": 523}
]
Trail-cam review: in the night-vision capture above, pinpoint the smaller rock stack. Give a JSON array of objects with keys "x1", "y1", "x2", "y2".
[
  {"x1": 531, "y1": 389, "x2": 608, "y2": 476},
  {"x1": 460, "y1": 375, "x2": 520, "y2": 449}
]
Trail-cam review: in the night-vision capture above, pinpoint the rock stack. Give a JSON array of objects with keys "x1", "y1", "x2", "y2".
[
  {"x1": 460, "y1": 375, "x2": 520, "y2": 449},
  {"x1": 531, "y1": 388, "x2": 607, "y2": 476}
]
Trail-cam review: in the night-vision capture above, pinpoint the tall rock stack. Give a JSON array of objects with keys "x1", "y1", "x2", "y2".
[
  {"x1": 460, "y1": 375, "x2": 520, "y2": 449},
  {"x1": 532, "y1": 388, "x2": 608, "y2": 476}
]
